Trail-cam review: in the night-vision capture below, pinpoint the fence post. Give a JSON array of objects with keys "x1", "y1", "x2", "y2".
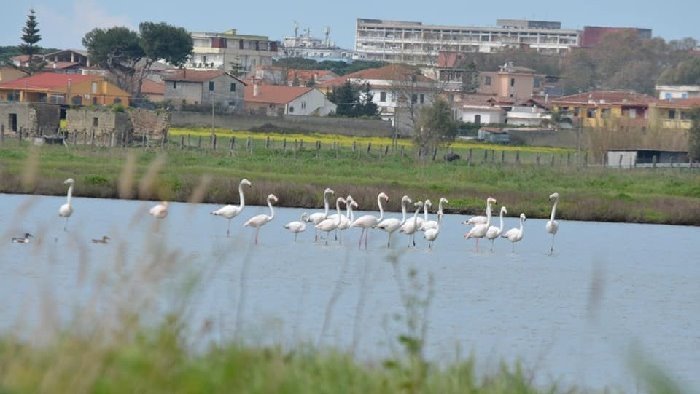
[
  {"x1": 536, "y1": 153, "x2": 541, "y2": 166},
  {"x1": 467, "y1": 148, "x2": 472, "y2": 165},
  {"x1": 501, "y1": 150, "x2": 505, "y2": 164},
  {"x1": 266, "y1": 136, "x2": 271, "y2": 149},
  {"x1": 0, "y1": 124, "x2": 4, "y2": 144},
  {"x1": 551, "y1": 154, "x2": 555, "y2": 167},
  {"x1": 567, "y1": 152, "x2": 571, "y2": 166},
  {"x1": 212, "y1": 134, "x2": 217, "y2": 151},
  {"x1": 247, "y1": 136, "x2": 252, "y2": 153},
  {"x1": 367, "y1": 142, "x2": 371, "y2": 154},
  {"x1": 515, "y1": 151, "x2": 520, "y2": 165},
  {"x1": 283, "y1": 138, "x2": 287, "y2": 151},
  {"x1": 385, "y1": 145, "x2": 390, "y2": 157},
  {"x1": 400, "y1": 145, "x2": 405, "y2": 157},
  {"x1": 352, "y1": 141, "x2": 356, "y2": 153}
]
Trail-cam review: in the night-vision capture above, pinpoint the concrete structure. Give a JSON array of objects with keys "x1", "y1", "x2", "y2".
[
  {"x1": 65, "y1": 108, "x2": 168, "y2": 146},
  {"x1": 506, "y1": 105, "x2": 550, "y2": 126},
  {"x1": 280, "y1": 25, "x2": 356, "y2": 62},
  {"x1": 580, "y1": 26, "x2": 652, "y2": 48},
  {"x1": 163, "y1": 70, "x2": 245, "y2": 112},
  {"x1": 244, "y1": 83, "x2": 336, "y2": 116},
  {"x1": 0, "y1": 72, "x2": 129, "y2": 106},
  {"x1": 656, "y1": 85, "x2": 700, "y2": 100},
  {"x1": 186, "y1": 29, "x2": 278, "y2": 75},
  {"x1": 355, "y1": 18, "x2": 579, "y2": 65},
  {"x1": 606, "y1": 149, "x2": 688, "y2": 168},
  {"x1": 453, "y1": 95, "x2": 506, "y2": 124},
  {"x1": 551, "y1": 90, "x2": 656, "y2": 129},
  {"x1": 0, "y1": 103, "x2": 60, "y2": 136},
  {"x1": 477, "y1": 62, "x2": 535, "y2": 101}
]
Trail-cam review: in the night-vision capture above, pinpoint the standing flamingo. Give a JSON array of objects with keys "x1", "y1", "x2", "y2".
[
  {"x1": 485, "y1": 206, "x2": 508, "y2": 252},
  {"x1": 399, "y1": 201, "x2": 423, "y2": 247},
  {"x1": 315, "y1": 197, "x2": 345, "y2": 245},
  {"x1": 462, "y1": 197, "x2": 494, "y2": 226},
  {"x1": 351, "y1": 192, "x2": 388, "y2": 249},
  {"x1": 546, "y1": 192, "x2": 560, "y2": 255},
  {"x1": 424, "y1": 225, "x2": 440, "y2": 249},
  {"x1": 377, "y1": 195, "x2": 412, "y2": 248},
  {"x1": 464, "y1": 197, "x2": 496, "y2": 252},
  {"x1": 58, "y1": 178, "x2": 75, "y2": 231},
  {"x1": 211, "y1": 178, "x2": 253, "y2": 237},
  {"x1": 244, "y1": 194, "x2": 278, "y2": 245},
  {"x1": 334, "y1": 195, "x2": 358, "y2": 243},
  {"x1": 306, "y1": 187, "x2": 335, "y2": 241},
  {"x1": 421, "y1": 197, "x2": 448, "y2": 231},
  {"x1": 503, "y1": 213, "x2": 526, "y2": 252},
  {"x1": 284, "y1": 212, "x2": 309, "y2": 241}
]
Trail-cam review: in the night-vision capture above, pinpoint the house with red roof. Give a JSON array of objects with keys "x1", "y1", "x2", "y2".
[
  {"x1": 163, "y1": 69, "x2": 245, "y2": 112},
  {"x1": 287, "y1": 69, "x2": 338, "y2": 86},
  {"x1": 244, "y1": 82, "x2": 336, "y2": 116},
  {"x1": 140, "y1": 79, "x2": 165, "y2": 103},
  {"x1": 551, "y1": 90, "x2": 657, "y2": 128},
  {"x1": 0, "y1": 72, "x2": 129, "y2": 106},
  {"x1": 649, "y1": 97, "x2": 700, "y2": 130}
]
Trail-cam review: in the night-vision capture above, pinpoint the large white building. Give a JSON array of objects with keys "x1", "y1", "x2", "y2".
[
  {"x1": 187, "y1": 29, "x2": 279, "y2": 76},
  {"x1": 355, "y1": 18, "x2": 580, "y2": 65}
]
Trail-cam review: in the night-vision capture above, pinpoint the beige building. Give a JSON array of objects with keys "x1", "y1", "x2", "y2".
[
  {"x1": 477, "y1": 62, "x2": 535, "y2": 102},
  {"x1": 187, "y1": 29, "x2": 279, "y2": 75},
  {"x1": 163, "y1": 69, "x2": 246, "y2": 112}
]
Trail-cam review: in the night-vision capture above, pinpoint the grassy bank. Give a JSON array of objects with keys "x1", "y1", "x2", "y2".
[{"x1": 0, "y1": 136, "x2": 699, "y2": 225}]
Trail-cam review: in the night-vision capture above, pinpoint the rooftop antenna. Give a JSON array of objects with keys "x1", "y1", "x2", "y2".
[{"x1": 324, "y1": 26, "x2": 331, "y2": 46}]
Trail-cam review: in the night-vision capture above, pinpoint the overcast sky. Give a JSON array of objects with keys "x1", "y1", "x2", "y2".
[{"x1": 1, "y1": 0, "x2": 698, "y2": 50}]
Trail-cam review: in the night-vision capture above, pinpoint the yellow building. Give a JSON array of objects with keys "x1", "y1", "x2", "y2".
[
  {"x1": 551, "y1": 90, "x2": 656, "y2": 128},
  {"x1": 0, "y1": 72, "x2": 129, "y2": 106},
  {"x1": 648, "y1": 97, "x2": 700, "y2": 130}
]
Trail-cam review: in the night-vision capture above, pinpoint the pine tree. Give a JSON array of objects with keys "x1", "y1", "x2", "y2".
[{"x1": 19, "y1": 8, "x2": 45, "y2": 74}]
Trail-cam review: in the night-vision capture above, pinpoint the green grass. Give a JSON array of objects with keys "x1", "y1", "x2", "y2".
[{"x1": 0, "y1": 138, "x2": 699, "y2": 224}]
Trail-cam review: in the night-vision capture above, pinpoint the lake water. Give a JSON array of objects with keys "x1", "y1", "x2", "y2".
[{"x1": 0, "y1": 193, "x2": 698, "y2": 392}]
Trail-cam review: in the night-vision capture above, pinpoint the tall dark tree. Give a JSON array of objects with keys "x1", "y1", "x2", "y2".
[
  {"x1": 83, "y1": 22, "x2": 192, "y2": 97},
  {"x1": 327, "y1": 81, "x2": 378, "y2": 118},
  {"x1": 19, "y1": 8, "x2": 46, "y2": 74},
  {"x1": 414, "y1": 98, "x2": 458, "y2": 159},
  {"x1": 689, "y1": 107, "x2": 700, "y2": 161}
]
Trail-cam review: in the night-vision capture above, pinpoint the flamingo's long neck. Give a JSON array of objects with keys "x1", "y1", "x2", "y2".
[
  {"x1": 550, "y1": 199, "x2": 558, "y2": 222},
  {"x1": 519, "y1": 216, "x2": 525, "y2": 230},
  {"x1": 66, "y1": 185, "x2": 73, "y2": 204},
  {"x1": 323, "y1": 192, "x2": 331, "y2": 217},
  {"x1": 267, "y1": 199, "x2": 275, "y2": 220},
  {"x1": 400, "y1": 199, "x2": 408, "y2": 224},
  {"x1": 437, "y1": 200, "x2": 444, "y2": 223},
  {"x1": 412, "y1": 204, "x2": 421, "y2": 223},
  {"x1": 498, "y1": 208, "x2": 504, "y2": 230},
  {"x1": 238, "y1": 183, "x2": 246, "y2": 210},
  {"x1": 377, "y1": 195, "x2": 385, "y2": 222},
  {"x1": 423, "y1": 201, "x2": 430, "y2": 222},
  {"x1": 336, "y1": 199, "x2": 344, "y2": 225},
  {"x1": 485, "y1": 200, "x2": 493, "y2": 226}
]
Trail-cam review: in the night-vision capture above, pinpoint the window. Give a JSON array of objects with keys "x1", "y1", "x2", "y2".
[
  {"x1": 202, "y1": 55, "x2": 207, "y2": 64},
  {"x1": 668, "y1": 109, "x2": 676, "y2": 119},
  {"x1": 209, "y1": 81, "x2": 214, "y2": 91},
  {"x1": 586, "y1": 108, "x2": 596, "y2": 118},
  {"x1": 92, "y1": 117, "x2": 99, "y2": 127},
  {"x1": 510, "y1": 78, "x2": 515, "y2": 87},
  {"x1": 230, "y1": 83, "x2": 236, "y2": 92},
  {"x1": 172, "y1": 81, "x2": 177, "y2": 89},
  {"x1": 420, "y1": 94, "x2": 425, "y2": 104},
  {"x1": 601, "y1": 108, "x2": 610, "y2": 118},
  {"x1": 411, "y1": 94, "x2": 417, "y2": 104},
  {"x1": 301, "y1": 101, "x2": 307, "y2": 109},
  {"x1": 71, "y1": 96, "x2": 82, "y2": 105},
  {"x1": 380, "y1": 91, "x2": 386, "y2": 102},
  {"x1": 113, "y1": 98, "x2": 122, "y2": 104},
  {"x1": 483, "y1": 76, "x2": 491, "y2": 86},
  {"x1": 289, "y1": 106, "x2": 294, "y2": 113},
  {"x1": 91, "y1": 82, "x2": 97, "y2": 94}
]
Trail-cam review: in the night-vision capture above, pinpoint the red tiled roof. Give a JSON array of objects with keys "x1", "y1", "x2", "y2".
[
  {"x1": 320, "y1": 64, "x2": 435, "y2": 88},
  {"x1": 652, "y1": 97, "x2": 700, "y2": 109},
  {"x1": 287, "y1": 69, "x2": 337, "y2": 82},
  {"x1": 552, "y1": 90, "x2": 657, "y2": 105},
  {"x1": 141, "y1": 79, "x2": 165, "y2": 95},
  {"x1": 0, "y1": 72, "x2": 98, "y2": 91},
  {"x1": 245, "y1": 84, "x2": 312, "y2": 104},
  {"x1": 163, "y1": 69, "x2": 227, "y2": 82}
]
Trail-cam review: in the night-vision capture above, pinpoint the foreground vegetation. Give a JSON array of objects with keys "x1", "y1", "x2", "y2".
[{"x1": 0, "y1": 134, "x2": 699, "y2": 225}]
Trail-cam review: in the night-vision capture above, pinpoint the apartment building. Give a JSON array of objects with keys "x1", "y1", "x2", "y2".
[
  {"x1": 187, "y1": 29, "x2": 279, "y2": 76},
  {"x1": 355, "y1": 18, "x2": 579, "y2": 65}
]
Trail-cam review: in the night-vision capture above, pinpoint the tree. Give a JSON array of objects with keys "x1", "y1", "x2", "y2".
[
  {"x1": 327, "y1": 81, "x2": 378, "y2": 118},
  {"x1": 413, "y1": 98, "x2": 458, "y2": 159},
  {"x1": 83, "y1": 22, "x2": 192, "y2": 97},
  {"x1": 19, "y1": 8, "x2": 46, "y2": 74},
  {"x1": 689, "y1": 107, "x2": 700, "y2": 161},
  {"x1": 657, "y1": 57, "x2": 700, "y2": 85}
]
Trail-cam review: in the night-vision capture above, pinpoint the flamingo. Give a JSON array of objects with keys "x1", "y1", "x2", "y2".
[
  {"x1": 334, "y1": 195, "x2": 358, "y2": 243},
  {"x1": 91, "y1": 235, "x2": 110, "y2": 244},
  {"x1": 424, "y1": 226, "x2": 439, "y2": 249},
  {"x1": 503, "y1": 213, "x2": 526, "y2": 252},
  {"x1": 399, "y1": 201, "x2": 423, "y2": 247},
  {"x1": 306, "y1": 187, "x2": 335, "y2": 241},
  {"x1": 244, "y1": 194, "x2": 278, "y2": 245},
  {"x1": 58, "y1": 178, "x2": 75, "y2": 231},
  {"x1": 546, "y1": 192, "x2": 560, "y2": 255},
  {"x1": 283, "y1": 212, "x2": 309, "y2": 241},
  {"x1": 11, "y1": 233, "x2": 33, "y2": 244},
  {"x1": 485, "y1": 206, "x2": 507, "y2": 252},
  {"x1": 462, "y1": 197, "x2": 494, "y2": 226},
  {"x1": 149, "y1": 201, "x2": 169, "y2": 219},
  {"x1": 377, "y1": 195, "x2": 412, "y2": 247},
  {"x1": 316, "y1": 197, "x2": 345, "y2": 245},
  {"x1": 351, "y1": 192, "x2": 388, "y2": 249},
  {"x1": 464, "y1": 197, "x2": 496, "y2": 252},
  {"x1": 211, "y1": 178, "x2": 253, "y2": 237},
  {"x1": 421, "y1": 197, "x2": 448, "y2": 231}
]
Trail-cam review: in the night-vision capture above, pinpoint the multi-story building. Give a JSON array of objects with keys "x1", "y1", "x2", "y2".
[
  {"x1": 355, "y1": 18, "x2": 579, "y2": 65},
  {"x1": 280, "y1": 26, "x2": 357, "y2": 63},
  {"x1": 187, "y1": 29, "x2": 279, "y2": 76}
]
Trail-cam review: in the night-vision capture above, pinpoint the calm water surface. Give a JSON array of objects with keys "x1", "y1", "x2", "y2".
[{"x1": 0, "y1": 193, "x2": 698, "y2": 392}]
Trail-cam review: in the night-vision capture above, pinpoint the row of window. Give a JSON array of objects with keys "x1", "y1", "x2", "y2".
[{"x1": 378, "y1": 91, "x2": 425, "y2": 104}]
